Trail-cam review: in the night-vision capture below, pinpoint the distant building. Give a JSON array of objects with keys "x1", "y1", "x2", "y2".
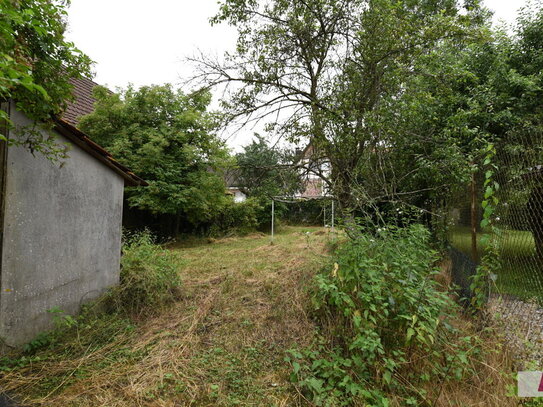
[
  {"x1": 224, "y1": 169, "x2": 247, "y2": 203},
  {"x1": 227, "y1": 187, "x2": 247, "y2": 203},
  {"x1": 295, "y1": 143, "x2": 331, "y2": 198},
  {"x1": 0, "y1": 77, "x2": 146, "y2": 348}
]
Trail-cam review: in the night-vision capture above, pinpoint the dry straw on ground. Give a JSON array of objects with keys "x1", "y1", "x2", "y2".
[{"x1": 0, "y1": 227, "x2": 517, "y2": 406}]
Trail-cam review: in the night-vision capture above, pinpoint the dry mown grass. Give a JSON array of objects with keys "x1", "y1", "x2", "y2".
[
  {"x1": 416, "y1": 320, "x2": 516, "y2": 407},
  {"x1": 0, "y1": 226, "x2": 330, "y2": 406},
  {"x1": 0, "y1": 227, "x2": 517, "y2": 406}
]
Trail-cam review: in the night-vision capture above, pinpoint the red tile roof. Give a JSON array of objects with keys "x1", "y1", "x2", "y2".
[
  {"x1": 62, "y1": 76, "x2": 101, "y2": 127},
  {"x1": 56, "y1": 77, "x2": 147, "y2": 187}
]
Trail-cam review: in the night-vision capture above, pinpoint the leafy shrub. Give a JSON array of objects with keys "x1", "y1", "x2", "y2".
[
  {"x1": 208, "y1": 196, "x2": 290, "y2": 235},
  {"x1": 287, "y1": 224, "x2": 478, "y2": 406},
  {"x1": 208, "y1": 198, "x2": 261, "y2": 236},
  {"x1": 284, "y1": 199, "x2": 327, "y2": 226},
  {"x1": 107, "y1": 230, "x2": 182, "y2": 316},
  {"x1": 253, "y1": 197, "x2": 286, "y2": 231}
]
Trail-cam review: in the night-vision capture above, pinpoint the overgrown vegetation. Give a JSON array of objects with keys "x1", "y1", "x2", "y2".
[
  {"x1": 0, "y1": 227, "x2": 325, "y2": 405},
  {"x1": 79, "y1": 85, "x2": 233, "y2": 236},
  {"x1": 287, "y1": 225, "x2": 514, "y2": 406},
  {"x1": 207, "y1": 197, "x2": 260, "y2": 236},
  {"x1": 3, "y1": 0, "x2": 539, "y2": 404},
  {"x1": 232, "y1": 135, "x2": 303, "y2": 230},
  {"x1": 106, "y1": 230, "x2": 182, "y2": 316},
  {"x1": 0, "y1": 228, "x2": 515, "y2": 406}
]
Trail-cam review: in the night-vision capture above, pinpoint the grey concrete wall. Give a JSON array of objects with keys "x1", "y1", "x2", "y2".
[{"x1": 0, "y1": 104, "x2": 125, "y2": 347}]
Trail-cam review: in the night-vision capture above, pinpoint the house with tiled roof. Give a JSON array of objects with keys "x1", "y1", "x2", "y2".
[
  {"x1": 295, "y1": 142, "x2": 331, "y2": 199},
  {"x1": 0, "y1": 77, "x2": 145, "y2": 348}
]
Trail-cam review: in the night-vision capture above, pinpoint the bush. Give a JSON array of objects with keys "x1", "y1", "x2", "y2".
[
  {"x1": 107, "y1": 230, "x2": 182, "y2": 316},
  {"x1": 284, "y1": 199, "x2": 327, "y2": 226},
  {"x1": 286, "y1": 224, "x2": 479, "y2": 406},
  {"x1": 253, "y1": 197, "x2": 285, "y2": 231},
  {"x1": 208, "y1": 198, "x2": 261, "y2": 236}
]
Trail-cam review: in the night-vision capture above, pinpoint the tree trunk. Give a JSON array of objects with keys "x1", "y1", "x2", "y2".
[{"x1": 332, "y1": 166, "x2": 360, "y2": 237}]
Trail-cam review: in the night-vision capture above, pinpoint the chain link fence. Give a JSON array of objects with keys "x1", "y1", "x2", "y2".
[{"x1": 447, "y1": 138, "x2": 543, "y2": 365}]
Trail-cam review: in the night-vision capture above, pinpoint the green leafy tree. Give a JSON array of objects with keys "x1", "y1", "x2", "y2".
[
  {"x1": 497, "y1": 5, "x2": 543, "y2": 260},
  {"x1": 235, "y1": 135, "x2": 300, "y2": 198},
  {"x1": 79, "y1": 85, "x2": 232, "y2": 230},
  {"x1": 193, "y1": 0, "x2": 485, "y2": 219},
  {"x1": 1, "y1": 0, "x2": 91, "y2": 157},
  {"x1": 234, "y1": 135, "x2": 302, "y2": 228},
  {"x1": 376, "y1": 5, "x2": 543, "y2": 228}
]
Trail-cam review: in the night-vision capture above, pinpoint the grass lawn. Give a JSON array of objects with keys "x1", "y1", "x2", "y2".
[
  {"x1": 449, "y1": 226, "x2": 543, "y2": 301},
  {"x1": 0, "y1": 226, "x2": 333, "y2": 407}
]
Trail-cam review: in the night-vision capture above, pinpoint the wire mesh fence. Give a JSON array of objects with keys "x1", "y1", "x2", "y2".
[{"x1": 447, "y1": 137, "x2": 543, "y2": 364}]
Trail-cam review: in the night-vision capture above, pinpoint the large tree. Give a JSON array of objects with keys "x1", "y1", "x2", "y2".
[
  {"x1": 1, "y1": 0, "x2": 91, "y2": 158},
  {"x1": 369, "y1": 4, "x2": 543, "y2": 252},
  {"x1": 193, "y1": 0, "x2": 485, "y2": 218},
  {"x1": 79, "y1": 85, "x2": 231, "y2": 230},
  {"x1": 235, "y1": 135, "x2": 300, "y2": 198}
]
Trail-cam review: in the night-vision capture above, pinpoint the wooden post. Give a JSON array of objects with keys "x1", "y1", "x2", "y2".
[
  {"x1": 331, "y1": 200, "x2": 335, "y2": 233},
  {"x1": 471, "y1": 170, "x2": 478, "y2": 262}
]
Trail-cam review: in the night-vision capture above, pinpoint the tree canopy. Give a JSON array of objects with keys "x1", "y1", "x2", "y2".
[
  {"x1": 79, "y1": 85, "x2": 232, "y2": 227},
  {"x1": 374, "y1": 4, "x2": 543, "y2": 218},
  {"x1": 193, "y1": 0, "x2": 486, "y2": 216},
  {"x1": 235, "y1": 135, "x2": 300, "y2": 199}
]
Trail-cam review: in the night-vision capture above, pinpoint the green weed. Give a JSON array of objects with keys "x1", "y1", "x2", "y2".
[
  {"x1": 287, "y1": 225, "x2": 491, "y2": 406},
  {"x1": 106, "y1": 230, "x2": 183, "y2": 316}
]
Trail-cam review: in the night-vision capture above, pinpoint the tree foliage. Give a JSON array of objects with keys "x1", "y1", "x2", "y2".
[
  {"x1": 235, "y1": 135, "x2": 300, "y2": 198},
  {"x1": 193, "y1": 0, "x2": 485, "y2": 216},
  {"x1": 79, "y1": 85, "x2": 232, "y2": 227},
  {"x1": 0, "y1": 0, "x2": 91, "y2": 156},
  {"x1": 233, "y1": 135, "x2": 302, "y2": 229},
  {"x1": 374, "y1": 3, "x2": 543, "y2": 225}
]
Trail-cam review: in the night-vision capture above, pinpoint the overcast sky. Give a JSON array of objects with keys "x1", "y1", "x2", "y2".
[{"x1": 65, "y1": 0, "x2": 531, "y2": 149}]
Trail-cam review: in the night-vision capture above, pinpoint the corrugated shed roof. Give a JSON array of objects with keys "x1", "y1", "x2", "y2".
[{"x1": 56, "y1": 77, "x2": 147, "y2": 186}]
